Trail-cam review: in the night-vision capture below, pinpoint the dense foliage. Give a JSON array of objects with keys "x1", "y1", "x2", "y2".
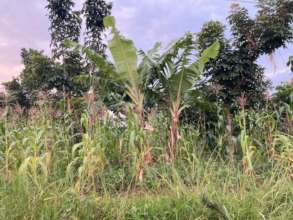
[
  {"x1": 1, "y1": 92, "x2": 293, "y2": 219},
  {"x1": 196, "y1": 0, "x2": 293, "y2": 109},
  {"x1": 20, "y1": 49, "x2": 64, "y2": 92},
  {"x1": 83, "y1": 0, "x2": 112, "y2": 57},
  {"x1": 46, "y1": 0, "x2": 81, "y2": 59},
  {"x1": 2, "y1": 79, "x2": 30, "y2": 108},
  {"x1": 1, "y1": 0, "x2": 293, "y2": 219}
]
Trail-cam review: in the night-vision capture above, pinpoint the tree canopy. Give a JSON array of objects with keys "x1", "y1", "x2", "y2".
[
  {"x1": 196, "y1": 0, "x2": 293, "y2": 109},
  {"x1": 46, "y1": 0, "x2": 81, "y2": 59},
  {"x1": 20, "y1": 49, "x2": 64, "y2": 92},
  {"x1": 2, "y1": 0, "x2": 293, "y2": 113},
  {"x1": 83, "y1": 0, "x2": 112, "y2": 57}
]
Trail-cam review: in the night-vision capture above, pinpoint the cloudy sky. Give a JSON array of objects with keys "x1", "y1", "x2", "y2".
[{"x1": 0, "y1": 0, "x2": 292, "y2": 88}]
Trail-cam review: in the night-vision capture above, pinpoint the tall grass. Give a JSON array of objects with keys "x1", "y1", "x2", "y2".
[{"x1": 1, "y1": 101, "x2": 293, "y2": 219}]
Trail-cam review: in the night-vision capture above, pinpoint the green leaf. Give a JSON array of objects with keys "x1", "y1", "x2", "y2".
[
  {"x1": 109, "y1": 37, "x2": 138, "y2": 79},
  {"x1": 103, "y1": 16, "x2": 116, "y2": 30},
  {"x1": 190, "y1": 41, "x2": 220, "y2": 74},
  {"x1": 201, "y1": 40, "x2": 220, "y2": 60},
  {"x1": 105, "y1": 16, "x2": 139, "y2": 88},
  {"x1": 83, "y1": 48, "x2": 115, "y2": 75},
  {"x1": 64, "y1": 39, "x2": 79, "y2": 49}
]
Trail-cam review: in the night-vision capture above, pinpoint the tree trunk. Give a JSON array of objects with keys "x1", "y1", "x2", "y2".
[{"x1": 167, "y1": 110, "x2": 180, "y2": 162}]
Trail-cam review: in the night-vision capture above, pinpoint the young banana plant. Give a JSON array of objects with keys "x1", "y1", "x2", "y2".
[
  {"x1": 151, "y1": 35, "x2": 220, "y2": 161},
  {"x1": 104, "y1": 16, "x2": 145, "y2": 127},
  {"x1": 103, "y1": 16, "x2": 156, "y2": 183}
]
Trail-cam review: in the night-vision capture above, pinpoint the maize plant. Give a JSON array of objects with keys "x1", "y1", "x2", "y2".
[
  {"x1": 67, "y1": 112, "x2": 106, "y2": 194},
  {"x1": 237, "y1": 104, "x2": 256, "y2": 175}
]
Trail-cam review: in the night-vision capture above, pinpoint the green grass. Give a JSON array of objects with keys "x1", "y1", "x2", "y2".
[{"x1": 1, "y1": 105, "x2": 293, "y2": 219}]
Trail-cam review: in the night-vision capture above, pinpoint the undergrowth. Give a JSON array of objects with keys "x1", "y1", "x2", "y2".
[{"x1": 1, "y1": 103, "x2": 293, "y2": 219}]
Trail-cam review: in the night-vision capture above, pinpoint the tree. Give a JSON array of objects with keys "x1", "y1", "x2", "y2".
[
  {"x1": 82, "y1": 0, "x2": 113, "y2": 93},
  {"x1": 274, "y1": 82, "x2": 293, "y2": 105},
  {"x1": 46, "y1": 0, "x2": 81, "y2": 59},
  {"x1": 46, "y1": 0, "x2": 86, "y2": 111},
  {"x1": 83, "y1": 0, "x2": 112, "y2": 57},
  {"x1": 196, "y1": 1, "x2": 293, "y2": 109},
  {"x1": 20, "y1": 48, "x2": 64, "y2": 93},
  {"x1": 3, "y1": 78, "x2": 30, "y2": 108},
  {"x1": 3, "y1": 49, "x2": 66, "y2": 107}
]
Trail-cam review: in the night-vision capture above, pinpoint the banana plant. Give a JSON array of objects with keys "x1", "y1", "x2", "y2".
[
  {"x1": 143, "y1": 34, "x2": 220, "y2": 161},
  {"x1": 103, "y1": 16, "x2": 159, "y2": 182},
  {"x1": 67, "y1": 16, "x2": 161, "y2": 127},
  {"x1": 103, "y1": 16, "x2": 145, "y2": 127}
]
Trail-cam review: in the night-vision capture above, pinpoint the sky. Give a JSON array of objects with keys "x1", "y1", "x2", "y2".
[{"x1": 0, "y1": 0, "x2": 292, "y2": 90}]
